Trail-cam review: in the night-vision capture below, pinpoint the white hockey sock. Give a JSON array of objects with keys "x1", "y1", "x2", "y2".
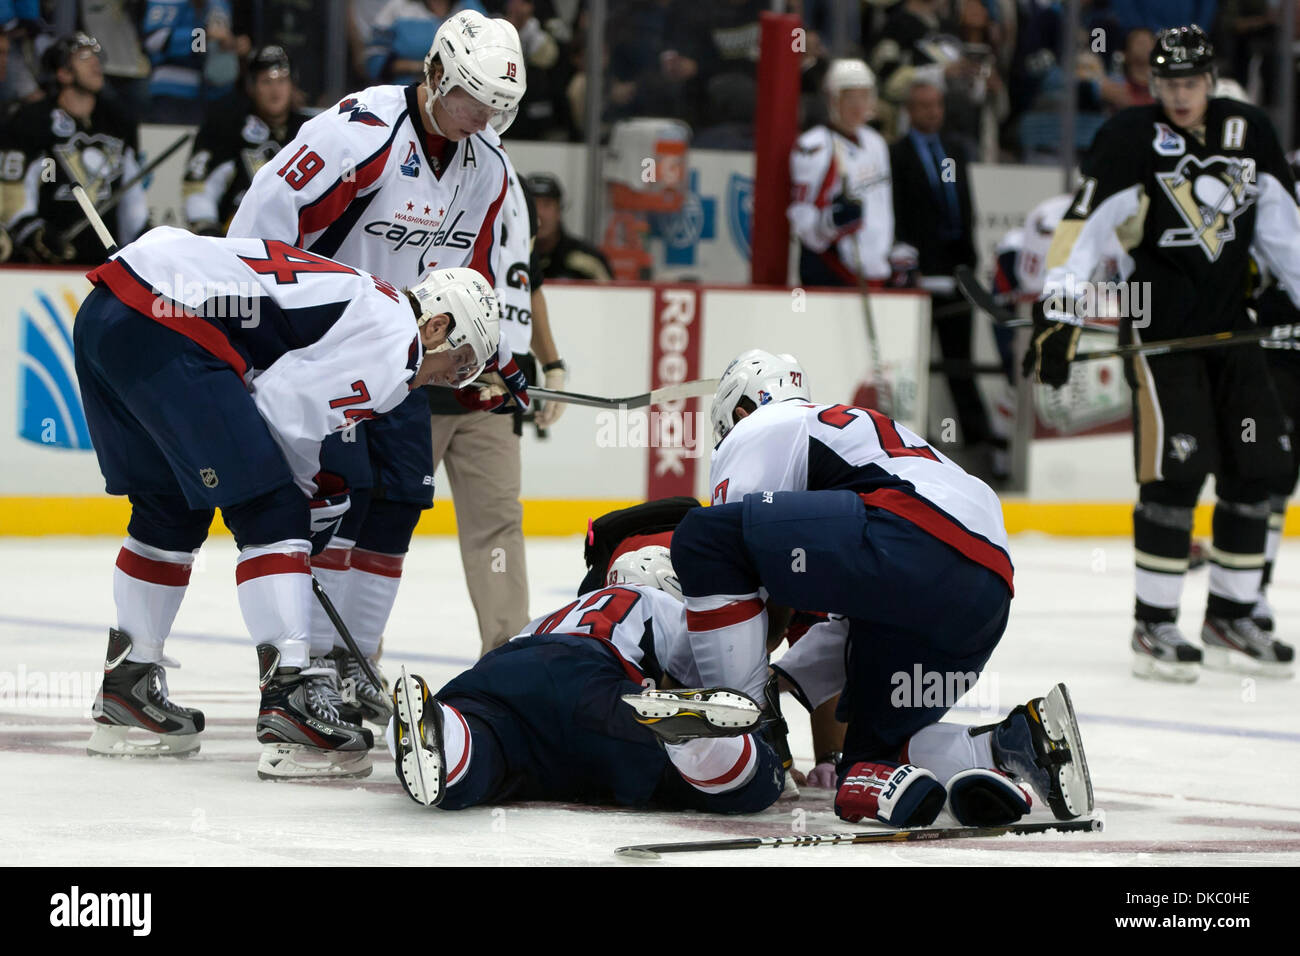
[
  {"x1": 308, "y1": 538, "x2": 354, "y2": 657},
  {"x1": 440, "y1": 703, "x2": 472, "y2": 787},
  {"x1": 666, "y1": 735, "x2": 758, "y2": 794},
  {"x1": 684, "y1": 592, "x2": 768, "y2": 700},
  {"x1": 345, "y1": 549, "x2": 404, "y2": 659},
  {"x1": 902, "y1": 722, "x2": 996, "y2": 786},
  {"x1": 113, "y1": 537, "x2": 195, "y2": 663},
  {"x1": 236, "y1": 541, "x2": 312, "y2": 669}
]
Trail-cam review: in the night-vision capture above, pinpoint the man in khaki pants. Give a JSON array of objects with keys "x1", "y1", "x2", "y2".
[{"x1": 431, "y1": 171, "x2": 568, "y2": 655}]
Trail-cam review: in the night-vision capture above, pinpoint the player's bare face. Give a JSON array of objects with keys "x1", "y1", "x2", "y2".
[
  {"x1": 68, "y1": 49, "x2": 103, "y2": 94},
  {"x1": 1154, "y1": 74, "x2": 1211, "y2": 128},
  {"x1": 421, "y1": 343, "x2": 482, "y2": 387},
  {"x1": 836, "y1": 88, "x2": 874, "y2": 129},
  {"x1": 250, "y1": 72, "x2": 292, "y2": 121},
  {"x1": 435, "y1": 87, "x2": 502, "y2": 139}
]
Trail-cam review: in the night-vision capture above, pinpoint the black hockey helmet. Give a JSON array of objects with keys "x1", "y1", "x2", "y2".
[
  {"x1": 246, "y1": 45, "x2": 292, "y2": 79},
  {"x1": 40, "y1": 32, "x2": 101, "y2": 78},
  {"x1": 525, "y1": 173, "x2": 564, "y2": 203},
  {"x1": 1149, "y1": 25, "x2": 1214, "y2": 78}
]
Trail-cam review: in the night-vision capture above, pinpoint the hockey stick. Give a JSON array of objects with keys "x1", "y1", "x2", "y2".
[
  {"x1": 71, "y1": 185, "x2": 118, "y2": 253},
  {"x1": 954, "y1": 264, "x2": 1113, "y2": 332},
  {"x1": 58, "y1": 132, "x2": 194, "y2": 246},
  {"x1": 614, "y1": 816, "x2": 1103, "y2": 859},
  {"x1": 310, "y1": 575, "x2": 383, "y2": 689},
  {"x1": 445, "y1": 378, "x2": 722, "y2": 410}
]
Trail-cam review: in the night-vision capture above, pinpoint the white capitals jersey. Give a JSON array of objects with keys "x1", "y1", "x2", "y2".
[
  {"x1": 997, "y1": 194, "x2": 1127, "y2": 298},
  {"x1": 516, "y1": 584, "x2": 699, "y2": 687},
  {"x1": 788, "y1": 124, "x2": 893, "y2": 280},
  {"x1": 228, "y1": 84, "x2": 513, "y2": 288},
  {"x1": 88, "y1": 226, "x2": 423, "y2": 496},
  {"x1": 496, "y1": 169, "x2": 535, "y2": 355},
  {"x1": 710, "y1": 400, "x2": 1013, "y2": 592}
]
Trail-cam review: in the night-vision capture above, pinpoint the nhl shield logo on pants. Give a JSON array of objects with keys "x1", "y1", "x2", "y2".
[{"x1": 200, "y1": 468, "x2": 219, "y2": 488}]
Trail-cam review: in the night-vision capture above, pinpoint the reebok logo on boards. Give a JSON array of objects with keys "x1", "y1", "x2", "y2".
[{"x1": 49, "y1": 886, "x2": 151, "y2": 936}]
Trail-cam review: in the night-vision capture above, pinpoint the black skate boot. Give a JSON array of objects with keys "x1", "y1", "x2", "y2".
[
  {"x1": 970, "y1": 682, "x2": 1093, "y2": 820},
  {"x1": 621, "y1": 687, "x2": 762, "y2": 744},
  {"x1": 255, "y1": 644, "x2": 374, "y2": 780},
  {"x1": 330, "y1": 647, "x2": 393, "y2": 724},
  {"x1": 1203, "y1": 615, "x2": 1295, "y2": 678},
  {"x1": 1132, "y1": 619, "x2": 1201, "y2": 682},
  {"x1": 309, "y1": 652, "x2": 363, "y2": 726},
  {"x1": 87, "y1": 628, "x2": 204, "y2": 757},
  {"x1": 390, "y1": 668, "x2": 446, "y2": 806}
]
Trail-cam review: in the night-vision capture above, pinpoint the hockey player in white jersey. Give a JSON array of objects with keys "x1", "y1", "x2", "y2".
[
  {"x1": 788, "y1": 58, "x2": 894, "y2": 286},
  {"x1": 227, "y1": 10, "x2": 532, "y2": 719},
  {"x1": 388, "y1": 546, "x2": 785, "y2": 812},
  {"x1": 75, "y1": 226, "x2": 502, "y2": 779},
  {"x1": 664, "y1": 350, "x2": 1087, "y2": 827}
]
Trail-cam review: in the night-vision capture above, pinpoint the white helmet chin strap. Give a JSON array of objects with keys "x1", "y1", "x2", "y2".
[{"x1": 423, "y1": 81, "x2": 449, "y2": 137}]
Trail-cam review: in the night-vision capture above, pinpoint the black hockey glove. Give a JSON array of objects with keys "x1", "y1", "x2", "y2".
[
  {"x1": 827, "y1": 196, "x2": 863, "y2": 230},
  {"x1": 308, "y1": 471, "x2": 351, "y2": 555},
  {"x1": 18, "y1": 224, "x2": 75, "y2": 264},
  {"x1": 1021, "y1": 302, "x2": 1082, "y2": 388}
]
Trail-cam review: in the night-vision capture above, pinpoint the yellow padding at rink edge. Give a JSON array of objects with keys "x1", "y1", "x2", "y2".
[{"x1": 4, "y1": 497, "x2": 1300, "y2": 537}]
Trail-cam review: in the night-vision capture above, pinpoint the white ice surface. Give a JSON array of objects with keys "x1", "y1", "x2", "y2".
[{"x1": 2, "y1": 533, "x2": 1298, "y2": 867}]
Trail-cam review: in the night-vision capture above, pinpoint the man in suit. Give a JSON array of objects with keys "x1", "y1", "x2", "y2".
[{"x1": 891, "y1": 76, "x2": 1002, "y2": 477}]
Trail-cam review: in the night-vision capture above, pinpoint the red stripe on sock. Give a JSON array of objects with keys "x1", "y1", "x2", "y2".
[
  {"x1": 351, "y1": 549, "x2": 404, "y2": 578},
  {"x1": 682, "y1": 734, "x2": 755, "y2": 788},
  {"x1": 686, "y1": 598, "x2": 764, "y2": 631},
  {"x1": 311, "y1": 547, "x2": 352, "y2": 573},
  {"x1": 236, "y1": 551, "x2": 310, "y2": 584},
  {"x1": 115, "y1": 547, "x2": 192, "y2": 586}
]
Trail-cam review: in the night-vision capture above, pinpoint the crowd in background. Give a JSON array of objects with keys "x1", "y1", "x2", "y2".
[{"x1": 0, "y1": 1, "x2": 1293, "y2": 159}]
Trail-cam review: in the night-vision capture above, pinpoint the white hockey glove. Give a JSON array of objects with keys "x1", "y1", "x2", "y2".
[{"x1": 534, "y1": 363, "x2": 568, "y2": 428}]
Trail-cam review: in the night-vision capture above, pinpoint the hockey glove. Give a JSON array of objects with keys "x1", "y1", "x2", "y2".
[
  {"x1": 946, "y1": 768, "x2": 1032, "y2": 826},
  {"x1": 534, "y1": 364, "x2": 567, "y2": 428},
  {"x1": 823, "y1": 196, "x2": 863, "y2": 233},
  {"x1": 308, "y1": 471, "x2": 350, "y2": 554},
  {"x1": 1021, "y1": 302, "x2": 1082, "y2": 388},
  {"x1": 455, "y1": 356, "x2": 534, "y2": 415},
  {"x1": 834, "y1": 761, "x2": 946, "y2": 827},
  {"x1": 18, "y1": 224, "x2": 75, "y2": 264}
]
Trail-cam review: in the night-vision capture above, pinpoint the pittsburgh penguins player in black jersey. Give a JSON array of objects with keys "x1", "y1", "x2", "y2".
[
  {"x1": 182, "y1": 46, "x2": 312, "y2": 237},
  {"x1": 1023, "y1": 25, "x2": 1298, "y2": 682},
  {"x1": 0, "y1": 33, "x2": 148, "y2": 265}
]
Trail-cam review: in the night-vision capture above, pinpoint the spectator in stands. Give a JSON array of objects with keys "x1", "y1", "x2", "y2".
[
  {"x1": 573, "y1": 0, "x2": 679, "y2": 138},
  {"x1": 1097, "y1": 26, "x2": 1156, "y2": 111},
  {"x1": 527, "y1": 172, "x2": 612, "y2": 280},
  {"x1": 366, "y1": 0, "x2": 485, "y2": 85},
  {"x1": 661, "y1": 0, "x2": 764, "y2": 135},
  {"x1": 891, "y1": 77, "x2": 1003, "y2": 477},
  {"x1": 0, "y1": 3, "x2": 47, "y2": 106},
  {"x1": 141, "y1": 0, "x2": 246, "y2": 123},
  {"x1": 484, "y1": 0, "x2": 565, "y2": 139},
  {"x1": 1111, "y1": 0, "x2": 1218, "y2": 34}
]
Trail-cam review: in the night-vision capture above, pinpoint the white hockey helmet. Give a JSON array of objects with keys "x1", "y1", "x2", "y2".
[
  {"x1": 824, "y1": 58, "x2": 876, "y2": 97},
  {"x1": 607, "y1": 545, "x2": 683, "y2": 603},
  {"x1": 711, "y1": 349, "x2": 810, "y2": 444},
  {"x1": 426, "y1": 10, "x2": 526, "y2": 134},
  {"x1": 407, "y1": 267, "x2": 501, "y2": 387}
]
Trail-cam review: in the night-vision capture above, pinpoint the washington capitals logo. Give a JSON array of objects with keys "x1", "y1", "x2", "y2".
[
  {"x1": 338, "y1": 98, "x2": 388, "y2": 127},
  {"x1": 400, "y1": 141, "x2": 420, "y2": 177}
]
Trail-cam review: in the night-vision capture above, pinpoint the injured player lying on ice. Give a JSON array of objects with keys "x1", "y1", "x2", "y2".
[{"x1": 77, "y1": 226, "x2": 503, "y2": 779}]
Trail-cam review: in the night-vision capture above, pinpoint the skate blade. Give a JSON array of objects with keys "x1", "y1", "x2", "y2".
[
  {"x1": 393, "y1": 668, "x2": 443, "y2": 807},
  {"x1": 620, "y1": 690, "x2": 760, "y2": 728},
  {"x1": 1202, "y1": 646, "x2": 1295, "y2": 679},
  {"x1": 1131, "y1": 652, "x2": 1200, "y2": 683},
  {"x1": 87, "y1": 723, "x2": 200, "y2": 758},
  {"x1": 1040, "y1": 683, "x2": 1093, "y2": 818},
  {"x1": 256, "y1": 743, "x2": 373, "y2": 780}
]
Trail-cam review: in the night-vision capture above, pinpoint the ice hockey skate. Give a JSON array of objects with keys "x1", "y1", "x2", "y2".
[
  {"x1": 974, "y1": 682, "x2": 1093, "y2": 820},
  {"x1": 1131, "y1": 620, "x2": 1202, "y2": 682},
  {"x1": 87, "y1": 628, "x2": 204, "y2": 757},
  {"x1": 389, "y1": 668, "x2": 446, "y2": 807},
  {"x1": 330, "y1": 647, "x2": 393, "y2": 724},
  {"x1": 1202, "y1": 615, "x2": 1295, "y2": 678},
  {"x1": 621, "y1": 687, "x2": 762, "y2": 744},
  {"x1": 255, "y1": 644, "x2": 374, "y2": 780}
]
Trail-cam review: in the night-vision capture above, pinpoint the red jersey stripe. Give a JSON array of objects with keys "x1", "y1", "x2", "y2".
[
  {"x1": 235, "y1": 551, "x2": 311, "y2": 584},
  {"x1": 296, "y1": 143, "x2": 393, "y2": 243},
  {"x1": 445, "y1": 704, "x2": 472, "y2": 784},
  {"x1": 87, "y1": 259, "x2": 252, "y2": 377},
  {"x1": 468, "y1": 169, "x2": 509, "y2": 285},
  {"x1": 311, "y1": 547, "x2": 352, "y2": 573},
  {"x1": 682, "y1": 734, "x2": 755, "y2": 787},
  {"x1": 686, "y1": 597, "x2": 765, "y2": 632},
  {"x1": 115, "y1": 547, "x2": 192, "y2": 587},
  {"x1": 858, "y1": 489, "x2": 1015, "y2": 594}
]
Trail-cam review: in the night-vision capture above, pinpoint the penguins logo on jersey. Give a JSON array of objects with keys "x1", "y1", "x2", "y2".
[
  {"x1": 241, "y1": 141, "x2": 283, "y2": 184},
  {"x1": 1155, "y1": 154, "x2": 1257, "y2": 261},
  {"x1": 53, "y1": 133, "x2": 125, "y2": 203}
]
